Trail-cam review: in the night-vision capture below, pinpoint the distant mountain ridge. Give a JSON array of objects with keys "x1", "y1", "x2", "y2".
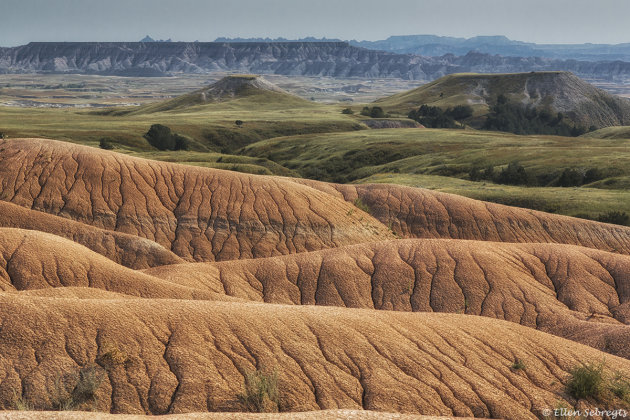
[
  {"x1": 219, "y1": 35, "x2": 630, "y2": 62},
  {"x1": 1, "y1": 41, "x2": 630, "y2": 81},
  {"x1": 350, "y1": 35, "x2": 630, "y2": 61}
]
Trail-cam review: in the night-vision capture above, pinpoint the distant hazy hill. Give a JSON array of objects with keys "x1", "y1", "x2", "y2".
[
  {"x1": 350, "y1": 35, "x2": 630, "y2": 62},
  {"x1": 375, "y1": 71, "x2": 630, "y2": 128},
  {"x1": 2, "y1": 42, "x2": 630, "y2": 81}
]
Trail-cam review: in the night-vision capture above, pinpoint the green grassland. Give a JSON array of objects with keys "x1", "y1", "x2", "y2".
[
  {"x1": 241, "y1": 128, "x2": 630, "y2": 182},
  {"x1": 583, "y1": 125, "x2": 630, "y2": 139},
  {"x1": 241, "y1": 128, "x2": 630, "y2": 220},
  {"x1": 123, "y1": 150, "x2": 298, "y2": 176},
  {"x1": 0, "y1": 96, "x2": 364, "y2": 153}
]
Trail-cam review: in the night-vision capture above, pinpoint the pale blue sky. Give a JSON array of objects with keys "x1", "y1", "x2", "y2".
[{"x1": 1, "y1": 0, "x2": 629, "y2": 47}]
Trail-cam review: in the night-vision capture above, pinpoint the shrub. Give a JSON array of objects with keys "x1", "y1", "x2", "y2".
[
  {"x1": 360, "y1": 107, "x2": 371, "y2": 117},
  {"x1": 52, "y1": 365, "x2": 105, "y2": 411},
  {"x1": 98, "y1": 137, "x2": 115, "y2": 150},
  {"x1": 566, "y1": 362, "x2": 604, "y2": 400},
  {"x1": 511, "y1": 358, "x2": 526, "y2": 370},
  {"x1": 96, "y1": 343, "x2": 128, "y2": 370},
  {"x1": 12, "y1": 392, "x2": 33, "y2": 411},
  {"x1": 144, "y1": 124, "x2": 189, "y2": 151},
  {"x1": 341, "y1": 108, "x2": 354, "y2": 115},
  {"x1": 172, "y1": 134, "x2": 190, "y2": 151},
  {"x1": 495, "y1": 162, "x2": 531, "y2": 185},
  {"x1": 557, "y1": 168, "x2": 583, "y2": 187},
  {"x1": 598, "y1": 211, "x2": 630, "y2": 226},
  {"x1": 235, "y1": 120, "x2": 243, "y2": 127},
  {"x1": 611, "y1": 372, "x2": 630, "y2": 403},
  {"x1": 144, "y1": 124, "x2": 175, "y2": 150},
  {"x1": 370, "y1": 106, "x2": 385, "y2": 118},
  {"x1": 353, "y1": 197, "x2": 370, "y2": 214},
  {"x1": 238, "y1": 368, "x2": 279, "y2": 413},
  {"x1": 71, "y1": 366, "x2": 105, "y2": 405}
]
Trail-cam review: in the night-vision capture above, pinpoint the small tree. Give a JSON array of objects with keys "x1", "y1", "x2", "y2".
[
  {"x1": 341, "y1": 108, "x2": 354, "y2": 115},
  {"x1": 144, "y1": 124, "x2": 190, "y2": 151},
  {"x1": 144, "y1": 124, "x2": 175, "y2": 150},
  {"x1": 370, "y1": 106, "x2": 385, "y2": 118},
  {"x1": 235, "y1": 120, "x2": 243, "y2": 127}
]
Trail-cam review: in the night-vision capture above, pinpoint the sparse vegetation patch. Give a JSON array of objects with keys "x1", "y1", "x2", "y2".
[{"x1": 238, "y1": 367, "x2": 279, "y2": 413}]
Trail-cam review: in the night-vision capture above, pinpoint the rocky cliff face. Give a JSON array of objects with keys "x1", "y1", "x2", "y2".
[{"x1": 1, "y1": 42, "x2": 630, "y2": 81}]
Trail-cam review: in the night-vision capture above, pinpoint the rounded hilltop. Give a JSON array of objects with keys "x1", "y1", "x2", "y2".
[
  {"x1": 126, "y1": 74, "x2": 310, "y2": 114},
  {"x1": 200, "y1": 74, "x2": 288, "y2": 100},
  {"x1": 375, "y1": 71, "x2": 630, "y2": 129}
]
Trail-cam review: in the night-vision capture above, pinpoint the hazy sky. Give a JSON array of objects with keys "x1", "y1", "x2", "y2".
[{"x1": 2, "y1": 0, "x2": 630, "y2": 47}]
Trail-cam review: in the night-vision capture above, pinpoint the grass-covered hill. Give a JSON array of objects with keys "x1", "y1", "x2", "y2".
[
  {"x1": 373, "y1": 71, "x2": 630, "y2": 129},
  {"x1": 119, "y1": 75, "x2": 314, "y2": 115},
  {"x1": 0, "y1": 75, "x2": 364, "y2": 154},
  {"x1": 241, "y1": 128, "x2": 630, "y2": 221},
  {"x1": 583, "y1": 125, "x2": 630, "y2": 139}
]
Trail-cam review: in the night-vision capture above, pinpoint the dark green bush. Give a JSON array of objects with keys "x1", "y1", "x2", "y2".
[
  {"x1": 144, "y1": 124, "x2": 190, "y2": 151},
  {"x1": 483, "y1": 95, "x2": 586, "y2": 136},
  {"x1": 496, "y1": 162, "x2": 531, "y2": 185},
  {"x1": 370, "y1": 106, "x2": 385, "y2": 118},
  {"x1": 566, "y1": 362, "x2": 604, "y2": 400},
  {"x1": 598, "y1": 211, "x2": 630, "y2": 226},
  {"x1": 341, "y1": 108, "x2": 354, "y2": 115}
]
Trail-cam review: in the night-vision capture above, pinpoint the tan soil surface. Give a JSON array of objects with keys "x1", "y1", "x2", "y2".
[{"x1": 1, "y1": 138, "x2": 629, "y2": 419}]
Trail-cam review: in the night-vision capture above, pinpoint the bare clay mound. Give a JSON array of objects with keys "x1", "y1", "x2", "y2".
[
  {"x1": 1, "y1": 295, "x2": 630, "y2": 419},
  {"x1": 0, "y1": 410, "x2": 474, "y2": 419},
  {"x1": 4, "y1": 138, "x2": 630, "y2": 419},
  {"x1": 2, "y1": 225, "x2": 629, "y2": 360},
  {"x1": 0, "y1": 228, "x2": 235, "y2": 301},
  {"x1": 0, "y1": 200, "x2": 182, "y2": 269},
  {"x1": 293, "y1": 179, "x2": 630, "y2": 255},
  {"x1": 146, "y1": 238, "x2": 630, "y2": 359},
  {"x1": 0, "y1": 138, "x2": 392, "y2": 262}
]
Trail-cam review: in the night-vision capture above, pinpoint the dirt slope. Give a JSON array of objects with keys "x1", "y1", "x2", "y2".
[
  {"x1": 2, "y1": 225, "x2": 628, "y2": 360},
  {"x1": 293, "y1": 179, "x2": 630, "y2": 255},
  {"x1": 0, "y1": 138, "x2": 392, "y2": 262},
  {"x1": 145, "y1": 238, "x2": 630, "y2": 359},
  {"x1": 1, "y1": 295, "x2": 629, "y2": 419},
  {"x1": 0, "y1": 200, "x2": 182, "y2": 269},
  {"x1": 4, "y1": 138, "x2": 630, "y2": 419},
  {"x1": 0, "y1": 228, "x2": 232, "y2": 301},
  {"x1": 0, "y1": 411, "x2": 475, "y2": 420}
]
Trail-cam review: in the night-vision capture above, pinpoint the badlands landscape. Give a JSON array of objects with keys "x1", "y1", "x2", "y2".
[{"x1": 1, "y1": 65, "x2": 630, "y2": 419}]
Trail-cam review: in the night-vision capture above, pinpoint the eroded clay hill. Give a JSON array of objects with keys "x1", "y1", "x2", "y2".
[
  {"x1": 2, "y1": 294, "x2": 630, "y2": 419},
  {"x1": 2, "y1": 226, "x2": 629, "y2": 361},
  {"x1": 3, "y1": 137, "x2": 630, "y2": 419},
  {"x1": 0, "y1": 200, "x2": 182, "y2": 269},
  {"x1": 293, "y1": 178, "x2": 630, "y2": 255},
  {"x1": 0, "y1": 138, "x2": 392, "y2": 262}
]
